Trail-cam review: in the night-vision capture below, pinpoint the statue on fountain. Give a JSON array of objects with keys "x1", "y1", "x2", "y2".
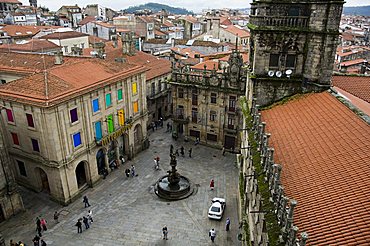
[{"x1": 167, "y1": 153, "x2": 180, "y2": 186}]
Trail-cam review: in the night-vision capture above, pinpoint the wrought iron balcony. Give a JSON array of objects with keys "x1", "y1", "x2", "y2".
[
  {"x1": 250, "y1": 15, "x2": 309, "y2": 29},
  {"x1": 172, "y1": 114, "x2": 189, "y2": 124}
]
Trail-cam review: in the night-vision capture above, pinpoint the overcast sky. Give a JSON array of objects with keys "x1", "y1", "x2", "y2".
[{"x1": 19, "y1": 0, "x2": 369, "y2": 12}]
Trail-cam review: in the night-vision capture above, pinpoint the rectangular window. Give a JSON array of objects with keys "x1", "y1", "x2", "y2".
[
  {"x1": 211, "y1": 93, "x2": 217, "y2": 104},
  {"x1": 151, "y1": 83, "x2": 155, "y2": 96},
  {"x1": 107, "y1": 114, "x2": 114, "y2": 133},
  {"x1": 132, "y1": 82, "x2": 137, "y2": 95},
  {"x1": 92, "y1": 98, "x2": 100, "y2": 113},
  {"x1": 177, "y1": 105, "x2": 184, "y2": 119},
  {"x1": 94, "y1": 121, "x2": 102, "y2": 141},
  {"x1": 189, "y1": 130, "x2": 200, "y2": 138},
  {"x1": 269, "y1": 54, "x2": 279, "y2": 67},
  {"x1": 192, "y1": 108, "x2": 198, "y2": 123},
  {"x1": 286, "y1": 54, "x2": 296, "y2": 68},
  {"x1": 31, "y1": 138, "x2": 40, "y2": 152},
  {"x1": 118, "y1": 109, "x2": 125, "y2": 126},
  {"x1": 26, "y1": 113, "x2": 35, "y2": 128},
  {"x1": 64, "y1": 46, "x2": 68, "y2": 53},
  {"x1": 11, "y1": 132, "x2": 19, "y2": 146},
  {"x1": 17, "y1": 160, "x2": 27, "y2": 177},
  {"x1": 70, "y1": 108, "x2": 78, "y2": 123},
  {"x1": 178, "y1": 88, "x2": 184, "y2": 98},
  {"x1": 133, "y1": 101, "x2": 139, "y2": 114},
  {"x1": 210, "y1": 111, "x2": 217, "y2": 121},
  {"x1": 228, "y1": 114, "x2": 235, "y2": 129},
  {"x1": 192, "y1": 89, "x2": 198, "y2": 106},
  {"x1": 6, "y1": 109, "x2": 14, "y2": 122},
  {"x1": 117, "y1": 89, "x2": 123, "y2": 101},
  {"x1": 158, "y1": 80, "x2": 162, "y2": 92},
  {"x1": 105, "y1": 93, "x2": 112, "y2": 108},
  {"x1": 229, "y1": 96, "x2": 236, "y2": 112},
  {"x1": 73, "y1": 132, "x2": 82, "y2": 147}
]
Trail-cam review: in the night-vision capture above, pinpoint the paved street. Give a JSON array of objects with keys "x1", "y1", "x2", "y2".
[{"x1": 0, "y1": 125, "x2": 241, "y2": 246}]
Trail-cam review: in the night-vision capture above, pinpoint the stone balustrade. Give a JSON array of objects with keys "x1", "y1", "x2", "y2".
[{"x1": 250, "y1": 15, "x2": 309, "y2": 29}]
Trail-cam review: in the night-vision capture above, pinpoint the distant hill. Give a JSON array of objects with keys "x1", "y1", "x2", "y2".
[
  {"x1": 124, "y1": 2, "x2": 193, "y2": 15},
  {"x1": 343, "y1": 6, "x2": 370, "y2": 16}
]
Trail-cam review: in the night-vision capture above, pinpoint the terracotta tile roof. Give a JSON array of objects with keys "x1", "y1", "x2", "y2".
[
  {"x1": 261, "y1": 92, "x2": 370, "y2": 246},
  {"x1": 41, "y1": 31, "x2": 89, "y2": 39},
  {"x1": 219, "y1": 52, "x2": 249, "y2": 63},
  {"x1": 106, "y1": 49, "x2": 171, "y2": 80},
  {"x1": 220, "y1": 17, "x2": 233, "y2": 26},
  {"x1": 94, "y1": 21, "x2": 115, "y2": 28},
  {"x1": 78, "y1": 16, "x2": 95, "y2": 26},
  {"x1": 332, "y1": 75, "x2": 370, "y2": 103},
  {"x1": 334, "y1": 86, "x2": 370, "y2": 116},
  {"x1": 180, "y1": 16, "x2": 198, "y2": 24},
  {"x1": 0, "y1": 0, "x2": 21, "y2": 3},
  {"x1": 191, "y1": 60, "x2": 219, "y2": 71},
  {"x1": 1, "y1": 25, "x2": 43, "y2": 37},
  {"x1": 222, "y1": 25, "x2": 250, "y2": 38},
  {"x1": 171, "y1": 47, "x2": 202, "y2": 58},
  {"x1": 0, "y1": 39, "x2": 60, "y2": 52},
  {"x1": 340, "y1": 58, "x2": 367, "y2": 67},
  {"x1": 0, "y1": 52, "x2": 146, "y2": 107}
]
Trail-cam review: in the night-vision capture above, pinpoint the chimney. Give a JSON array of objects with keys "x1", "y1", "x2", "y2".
[
  {"x1": 54, "y1": 51, "x2": 63, "y2": 65},
  {"x1": 92, "y1": 42, "x2": 106, "y2": 59}
]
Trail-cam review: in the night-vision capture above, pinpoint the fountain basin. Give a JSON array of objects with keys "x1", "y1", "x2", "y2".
[{"x1": 155, "y1": 175, "x2": 195, "y2": 200}]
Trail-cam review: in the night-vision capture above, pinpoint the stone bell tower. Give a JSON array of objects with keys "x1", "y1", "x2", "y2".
[{"x1": 248, "y1": 0, "x2": 344, "y2": 106}]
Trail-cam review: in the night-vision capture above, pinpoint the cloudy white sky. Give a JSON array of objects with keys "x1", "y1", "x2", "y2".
[{"x1": 19, "y1": 0, "x2": 369, "y2": 12}]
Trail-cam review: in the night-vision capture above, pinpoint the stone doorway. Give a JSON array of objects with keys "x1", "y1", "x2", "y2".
[
  {"x1": 75, "y1": 161, "x2": 87, "y2": 189},
  {"x1": 224, "y1": 135, "x2": 236, "y2": 149},
  {"x1": 96, "y1": 148, "x2": 107, "y2": 175},
  {"x1": 36, "y1": 168, "x2": 50, "y2": 193}
]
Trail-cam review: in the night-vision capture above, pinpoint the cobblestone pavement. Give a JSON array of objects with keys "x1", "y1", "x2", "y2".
[{"x1": 0, "y1": 125, "x2": 241, "y2": 246}]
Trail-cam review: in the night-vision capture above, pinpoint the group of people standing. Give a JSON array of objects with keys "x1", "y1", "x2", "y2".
[
  {"x1": 170, "y1": 145, "x2": 192, "y2": 158},
  {"x1": 208, "y1": 217, "x2": 231, "y2": 243},
  {"x1": 75, "y1": 196, "x2": 94, "y2": 234}
]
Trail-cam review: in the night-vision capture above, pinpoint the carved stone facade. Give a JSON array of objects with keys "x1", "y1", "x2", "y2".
[
  {"x1": 170, "y1": 50, "x2": 247, "y2": 150},
  {"x1": 249, "y1": 0, "x2": 344, "y2": 106}
]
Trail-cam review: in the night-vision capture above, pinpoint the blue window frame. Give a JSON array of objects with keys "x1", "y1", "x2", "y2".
[
  {"x1": 94, "y1": 121, "x2": 102, "y2": 141},
  {"x1": 73, "y1": 132, "x2": 82, "y2": 147},
  {"x1": 92, "y1": 99, "x2": 100, "y2": 113}
]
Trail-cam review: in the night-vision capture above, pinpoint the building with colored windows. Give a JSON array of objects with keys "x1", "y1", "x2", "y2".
[{"x1": 0, "y1": 51, "x2": 148, "y2": 204}]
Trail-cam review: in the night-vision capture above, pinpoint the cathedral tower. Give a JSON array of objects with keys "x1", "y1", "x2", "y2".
[{"x1": 248, "y1": 0, "x2": 344, "y2": 106}]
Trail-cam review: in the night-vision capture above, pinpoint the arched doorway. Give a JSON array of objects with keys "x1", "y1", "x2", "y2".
[
  {"x1": 75, "y1": 161, "x2": 87, "y2": 189},
  {"x1": 36, "y1": 167, "x2": 50, "y2": 193},
  {"x1": 120, "y1": 133, "x2": 129, "y2": 157},
  {"x1": 96, "y1": 148, "x2": 106, "y2": 175},
  {"x1": 108, "y1": 140, "x2": 118, "y2": 165}
]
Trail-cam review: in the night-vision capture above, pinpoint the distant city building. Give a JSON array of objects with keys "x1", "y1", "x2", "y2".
[
  {"x1": 29, "y1": 0, "x2": 36, "y2": 8},
  {"x1": 0, "y1": 0, "x2": 21, "y2": 15},
  {"x1": 56, "y1": 5, "x2": 82, "y2": 28},
  {"x1": 76, "y1": 21, "x2": 117, "y2": 41}
]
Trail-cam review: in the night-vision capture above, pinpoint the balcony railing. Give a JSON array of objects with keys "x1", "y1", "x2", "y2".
[
  {"x1": 250, "y1": 15, "x2": 309, "y2": 29},
  {"x1": 173, "y1": 114, "x2": 189, "y2": 124}
]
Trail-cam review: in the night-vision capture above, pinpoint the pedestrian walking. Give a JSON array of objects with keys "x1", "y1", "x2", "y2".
[
  {"x1": 180, "y1": 146, "x2": 185, "y2": 157},
  {"x1": 36, "y1": 217, "x2": 42, "y2": 237},
  {"x1": 87, "y1": 210, "x2": 93, "y2": 223},
  {"x1": 53, "y1": 211, "x2": 59, "y2": 223},
  {"x1": 120, "y1": 155, "x2": 125, "y2": 166},
  {"x1": 210, "y1": 179, "x2": 215, "y2": 190},
  {"x1": 83, "y1": 195, "x2": 91, "y2": 208},
  {"x1": 151, "y1": 122, "x2": 155, "y2": 132},
  {"x1": 125, "y1": 168, "x2": 130, "y2": 178},
  {"x1": 9, "y1": 239, "x2": 16, "y2": 246},
  {"x1": 40, "y1": 218, "x2": 47, "y2": 231},
  {"x1": 170, "y1": 144, "x2": 173, "y2": 154},
  {"x1": 195, "y1": 137, "x2": 200, "y2": 145},
  {"x1": 40, "y1": 239, "x2": 47, "y2": 246},
  {"x1": 18, "y1": 241, "x2": 24, "y2": 246},
  {"x1": 188, "y1": 148, "x2": 192, "y2": 158},
  {"x1": 162, "y1": 225, "x2": 168, "y2": 240},
  {"x1": 75, "y1": 219, "x2": 82, "y2": 233},
  {"x1": 209, "y1": 228, "x2": 216, "y2": 242},
  {"x1": 222, "y1": 147, "x2": 226, "y2": 156},
  {"x1": 131, "y1": 165, "x2": 136, "y2": 177},
  {"x1": 167, "y1": 122, "x2": 170, "y2": 132},
  {"x1": 175, "y1": 149, "x2": 179, "y2": 156},
  {"x1": 83, "y1": 216, "x2": 90, "y2": 229},
  {"x1": 225, "y1": 217, "x2": 231, "y2": 231},
  {"x1": 32, "y1": 235, "x2": 40, "y2": 246}
]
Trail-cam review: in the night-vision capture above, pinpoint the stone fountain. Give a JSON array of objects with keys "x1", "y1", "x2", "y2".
[{"x1": 155, "y1": 153, "x2": 195, "y2": 200}]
